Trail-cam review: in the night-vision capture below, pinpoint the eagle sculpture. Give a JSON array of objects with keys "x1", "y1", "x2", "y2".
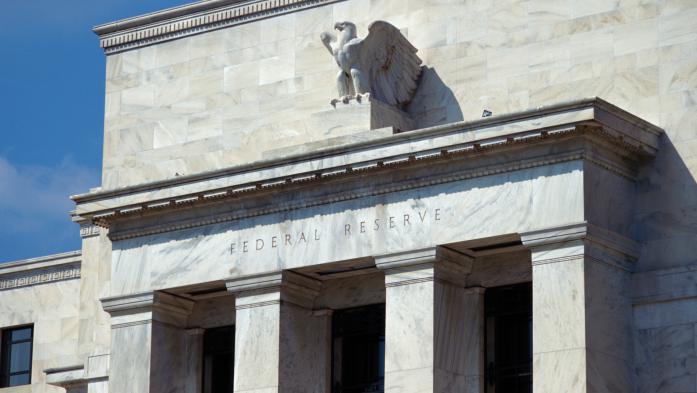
[{"x1": 321, "y1": 21, "x2": 423, "y2": 109}]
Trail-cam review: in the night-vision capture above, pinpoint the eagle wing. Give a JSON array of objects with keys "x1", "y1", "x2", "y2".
[{"x1": 358, "y1": 21, "x2": 422, "y2": 107}]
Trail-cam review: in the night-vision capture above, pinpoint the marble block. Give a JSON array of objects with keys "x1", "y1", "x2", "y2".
[{"x1": 309, "y1": 97, "x2": 415, "y2": 135}]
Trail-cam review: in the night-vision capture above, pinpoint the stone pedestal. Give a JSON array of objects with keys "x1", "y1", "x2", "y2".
[
  {"x1": 376, "y1": 247, "x2": 483, "y2": 393},
  {"x1": 226, "y1": 271, "x2": 329, "y2": 393},
  {"x1": 522, "y1": 224, "x2": 635, "y2": 393},
  {"x1": 310, "y1": 98, "x2": 415, "y2": 135},
  {"x1": 101, "y1": 291, "x2": 194, "y2": 393}
]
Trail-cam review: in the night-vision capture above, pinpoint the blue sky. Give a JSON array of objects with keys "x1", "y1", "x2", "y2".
[{"x1": 0, "y1": 0, "x2": 191, "y2": 262}]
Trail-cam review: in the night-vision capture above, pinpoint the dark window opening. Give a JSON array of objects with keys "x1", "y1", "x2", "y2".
[
  {"x1": 332, "y1": 304, "x2": 385, "y2": 393},
  {"x1": 0, "y1": 325, "x2": 33, "y2": 387},
  {"x1": 203, "y1": 325, "x2": 235, "y2": 393},
  {"x1": 485, "y1": 283, "x2": 532, "y2": 393}
]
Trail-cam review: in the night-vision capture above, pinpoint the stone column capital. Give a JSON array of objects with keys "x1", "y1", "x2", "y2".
[
  {"x1": 376, "y1": 246, "x2": 473, "y2": 287},
  {"x1": 226, "y1": 270, "x2": 321, "y2": 309},
  {"x1": 520, "y1": 222, "x2": 588, "y2": 248},
  {"x1": 101, "y1": 290, "x2": 194, "y2": 328},
  {"x1": 521, "y1": 222, "x2": 639, "y2": 271}
]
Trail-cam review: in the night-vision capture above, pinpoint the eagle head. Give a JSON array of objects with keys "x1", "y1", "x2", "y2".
[{"x1": 334, "y1": 21, "x2": 357, "y2": 39}]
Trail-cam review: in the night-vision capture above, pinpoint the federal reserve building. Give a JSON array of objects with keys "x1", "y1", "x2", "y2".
[{"x1": 2, "y1": 0, "x2": 697, "y2": 392}]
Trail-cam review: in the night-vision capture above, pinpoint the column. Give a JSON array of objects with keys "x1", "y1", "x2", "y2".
[
  {"x1": 226, "y1": 270, "x2": 329, "y2": 393},
  {"x1": 101, "y1": 291, "x2": 194, "y2": 393},
  {"x1": 522, "y1": 223, "x2": 634, "y2": 393},
  {"x1": 185, "y1": 328, "x2": 204, "y2": 393},
  {"x1": 376, "y1": 247, "x2": 484, "y2": 393}
]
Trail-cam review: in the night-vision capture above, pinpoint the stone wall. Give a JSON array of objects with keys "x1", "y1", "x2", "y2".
[
  {"x1": 97, "y1": 0, "x2": 697, "y2": 389},
  {"x1": 102, "y1": 0, "x2": 697, "y2": 272},
  {"x1": 0, "y1": 253, "x2": 82, "y2": 393}
]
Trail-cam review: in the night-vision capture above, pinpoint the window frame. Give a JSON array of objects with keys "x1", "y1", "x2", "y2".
[{"x1": 0, "y1": 324, "x2": 34, "y2": 388}]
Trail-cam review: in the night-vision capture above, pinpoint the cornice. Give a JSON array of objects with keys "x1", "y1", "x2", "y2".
[
  {"x1": 0, "y1": 250, "x2": 81, "y2": 271},
  {"x1": 106, "y1": 147, "x2": 587, "y2": 241},
  {"x1": 71, "y1": 98, "x2": 663, "y2": 238},
  {"x1": 93, "y1": 0, "x2": 345, "y2": 54},
  {"x1": 0, "y1": 251, "x2": 81, "y2": 291},
  {"x1": 100, "y1": 142, "x2": 641, "y2": 242},
  {"x1": 71, "y1": 97, "x2": 661, "y2": 206}
]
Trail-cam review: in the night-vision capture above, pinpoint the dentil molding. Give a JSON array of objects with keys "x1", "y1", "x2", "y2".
[{"x1": 94, "y1": 0, "x2": 345, "y2": 54}]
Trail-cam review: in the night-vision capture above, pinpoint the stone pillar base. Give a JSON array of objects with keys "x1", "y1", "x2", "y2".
[{"x1": 310, "y1": 97, "x2": 415, "y2": 135}]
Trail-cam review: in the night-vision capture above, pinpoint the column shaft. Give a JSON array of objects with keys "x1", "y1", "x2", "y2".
[
  {"x1": 185, "y1": 328, "x2": 204, "y2": 393},
  {"x1": 102, "y1": 291, "x2": 193, "y2": 393},
  {"x1": 378, "y1": 247, "x2": 481, "y2": 393},
  {"x1": 527, "y1": 234, "x2": 633, "y2": 393},
  {"x1": 234, "y1": 289, "x2": 282, "y2": 393},
  {"x1": 228, "y1": 271, "x2": 328, "y2": 393}
]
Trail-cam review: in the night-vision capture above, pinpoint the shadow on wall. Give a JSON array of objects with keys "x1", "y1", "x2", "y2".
[
  {"x1": 407, "y1": 67, "x2": 463, "y2": 129},
  {"x1": 632, "y1": 133, "x2": 697, "y2": 390},
  {"x1": 634, "y1": 135, "x2": 697, "y2": 272}
]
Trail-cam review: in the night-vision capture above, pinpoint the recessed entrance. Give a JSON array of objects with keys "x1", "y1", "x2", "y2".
[
  {"x1": 332, "y1": 304, "x2": 386, "y2": 393},
  {"x1": 485, "y1": 282, "x2": 532, "y2": 393}
]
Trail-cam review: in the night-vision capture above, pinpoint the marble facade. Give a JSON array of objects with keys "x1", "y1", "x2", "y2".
[{"x1": 3, "y1": 0, "x2": 697, "y2": 392}]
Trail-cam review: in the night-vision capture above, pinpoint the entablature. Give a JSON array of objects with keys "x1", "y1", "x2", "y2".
[
  {"x1": 0, "y1": 251, "x2": 81, "y2": 291},
  {"x1": 72, "y1": 98, "x2": 662, "y2": 240}
]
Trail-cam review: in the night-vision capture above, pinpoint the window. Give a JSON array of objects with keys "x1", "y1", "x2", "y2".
[
  {"x1": 332, "y1": 304, "x2": 385, "y2": 393},
  {"x1": 0, "y1": 325, "x2": 33, "y2": 387},
  {"x1": 485, "y1": 283, "x2": 532, "y2": 393},
  {"x1": 202, "y1": 325, "x2": 235, "y2": 393}
]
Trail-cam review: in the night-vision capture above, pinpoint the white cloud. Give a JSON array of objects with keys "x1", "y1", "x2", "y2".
[{"x1": 0, "y1": 156, "x2": 99, "y2": 234}]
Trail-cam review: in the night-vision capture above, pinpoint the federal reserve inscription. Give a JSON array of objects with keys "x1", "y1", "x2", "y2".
[{"x1": 229, "y1": 207, "x2": 441, "y2": 254}]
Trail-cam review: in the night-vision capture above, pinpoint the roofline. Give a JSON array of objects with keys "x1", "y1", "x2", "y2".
[
  {"x1": 71, "y1": 97, "x2": 663, "y2": 204},
  {"x1": 92, "y1": 0, "x2": 345, "y2": 54},
  {"x1": 0, "y1": 250, "x2": 81, "y2": 272},
  {"x1": 93, "y1": 0, "x2": 249, "y2": 35}
]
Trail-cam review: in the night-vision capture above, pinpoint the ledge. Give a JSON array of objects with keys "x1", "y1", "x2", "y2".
[
  {"x1": 71, "y1": 98, "x2": 663, "y2": 234},
  {"x1": 101, "y1": 291, "x2": 193, "y2": 315},
  {"x1": 0, "y1": 250, "x2": 80, "y2": 272},
  {"x1": 521, "y1": 222, "x2": 640, "y2": 260},
  {"x1": 44, "y1": 354, "x2": 110, "y2": 388},
  {"x1": 93, "y1": 0, "x2": 345, "y2": 54},
  {"x1": 0, "y1": 251, "x2": 81, "y2": 291},
  {"x1": 45, "y1": 365, "x2": 85, "y2": 388}
]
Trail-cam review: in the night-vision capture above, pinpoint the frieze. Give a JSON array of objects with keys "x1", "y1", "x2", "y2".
[
  {"x1": 74, "y1": 98, "x2": 664, "y2": 241},
  {"x1": 80, "y1": 223, "x2": 101, "y2": 238},
  {"x1": 108, "y1": 149, "x2": 586, "y2": 242},
  {"x1": 229, "y1": 207, "x2": 442, "y2": 254},
  {"x1": 100, "y1": 126, "x2": 584, "y2": 239},
  {"x1": 0, "y1": 263, "x2": 81, "y2": 291}
]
